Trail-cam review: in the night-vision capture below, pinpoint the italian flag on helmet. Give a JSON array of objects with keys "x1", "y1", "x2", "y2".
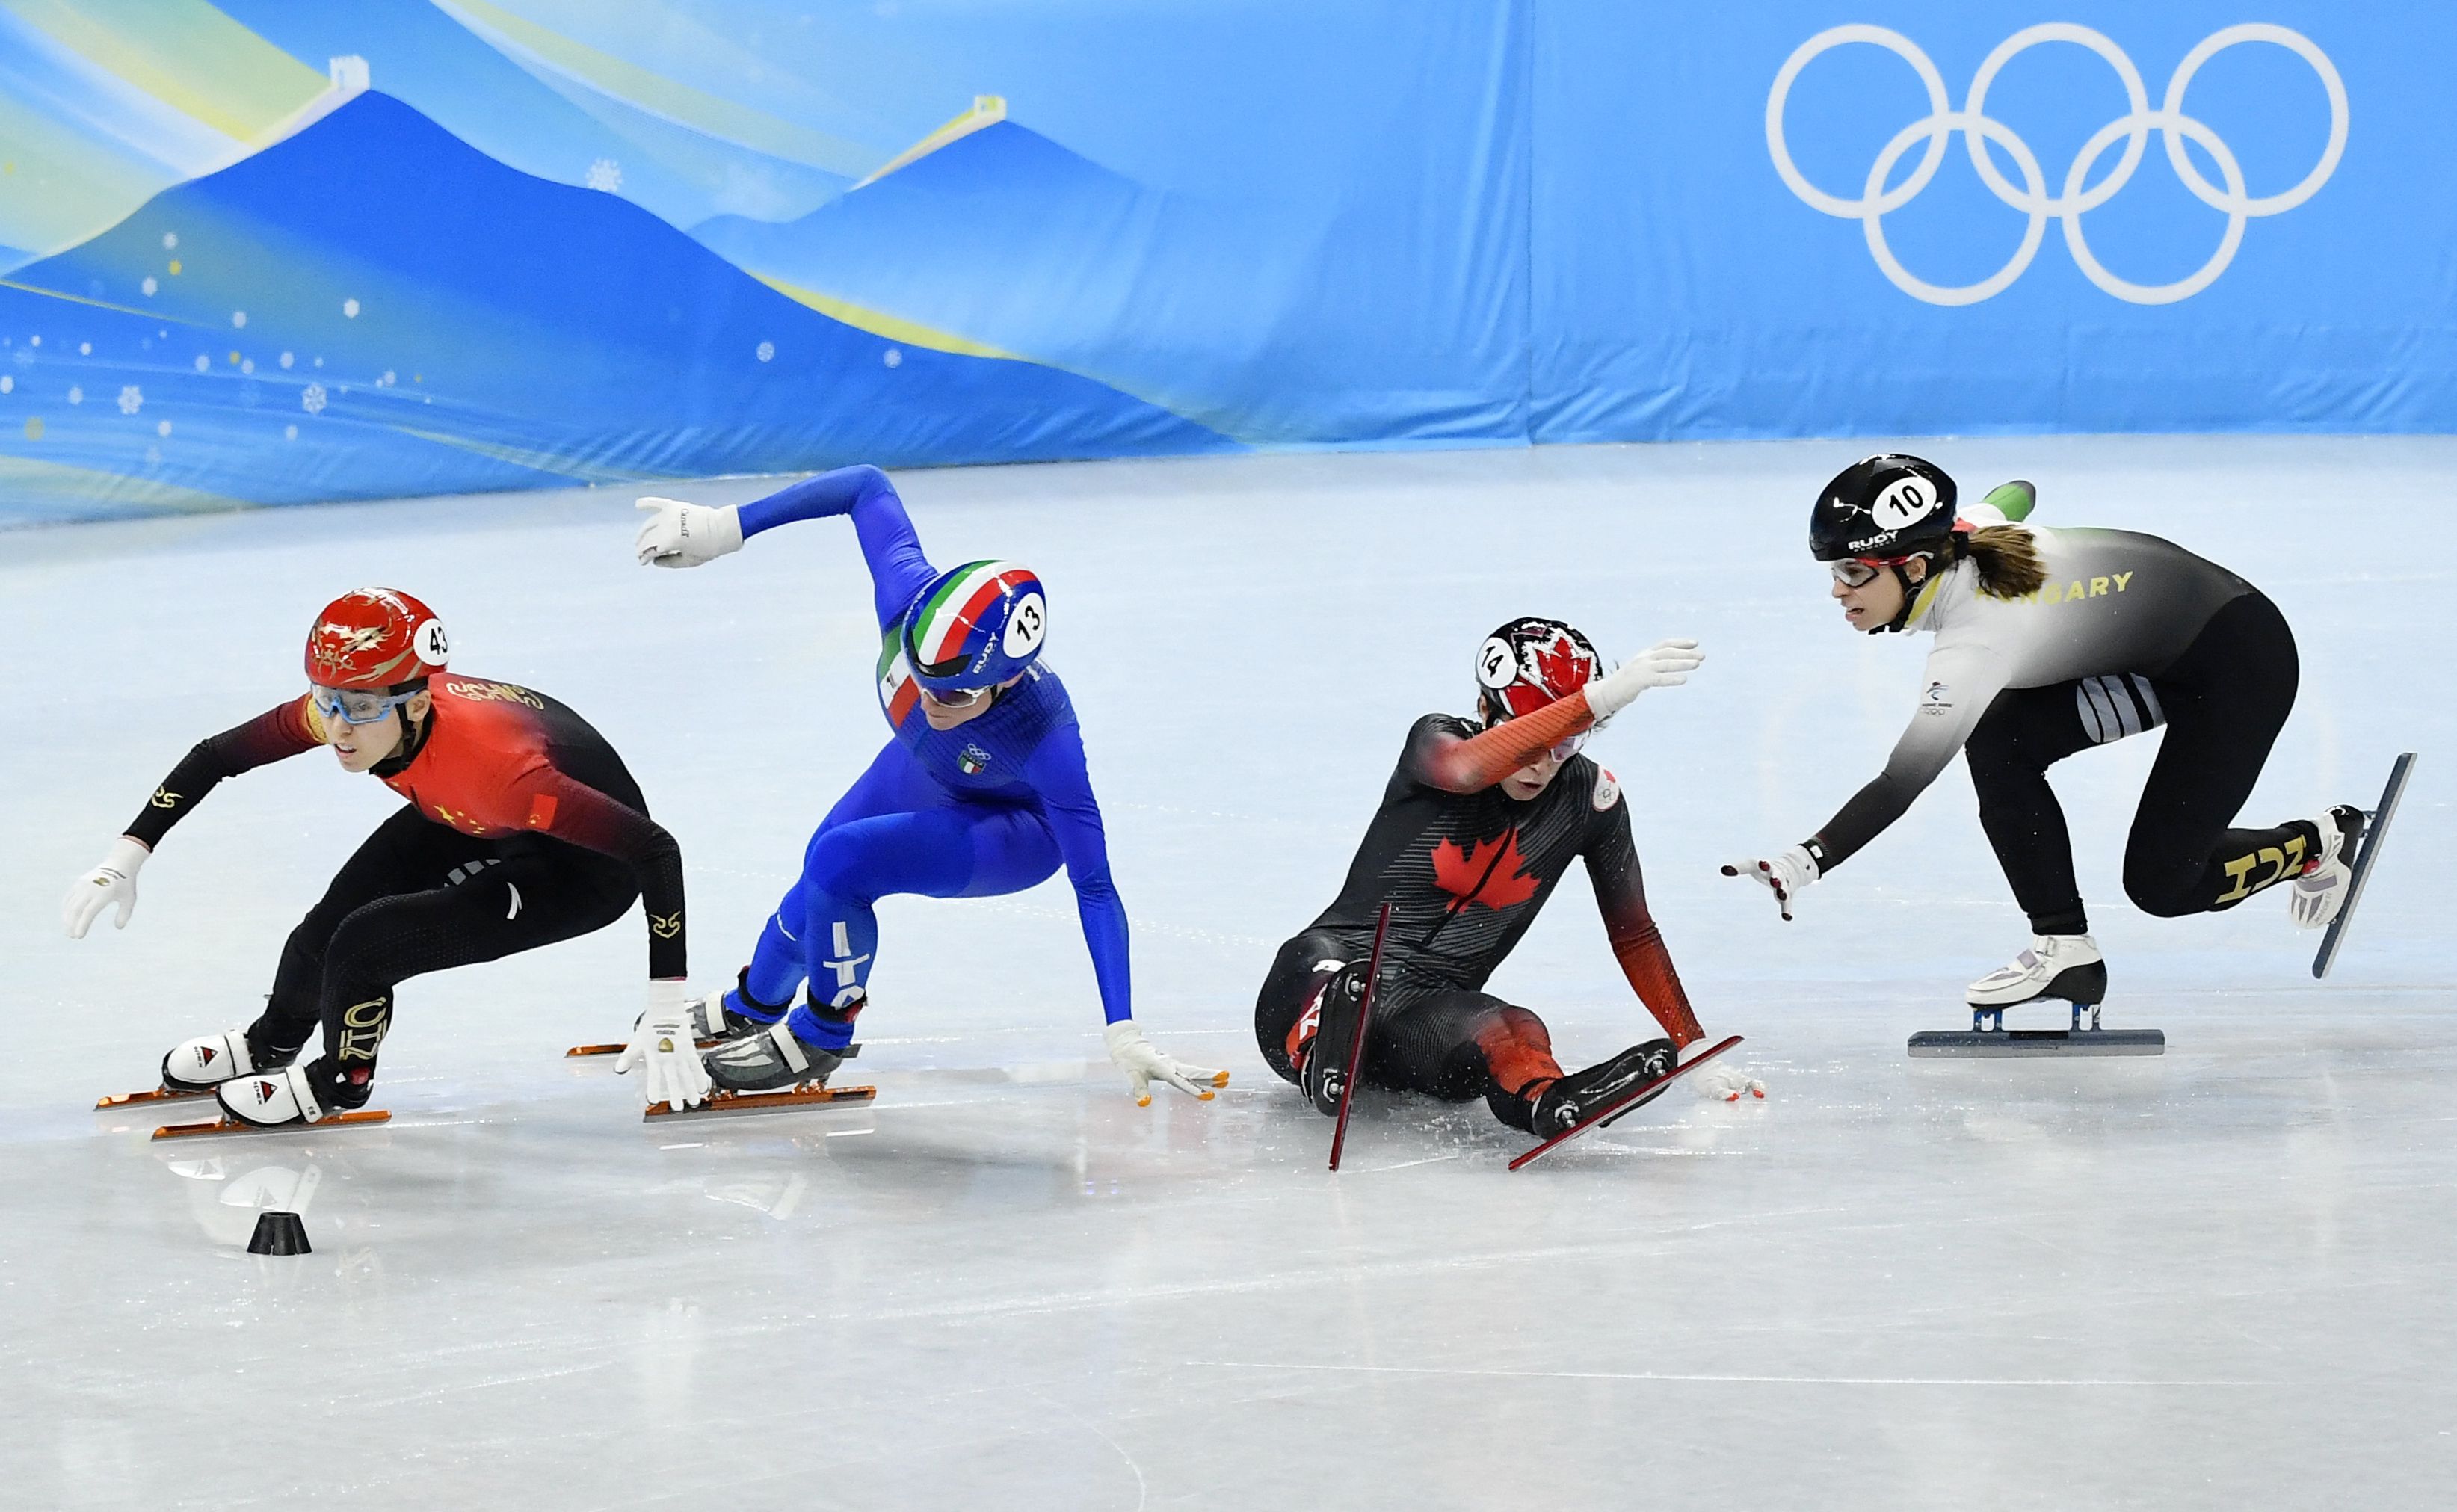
[{"x1": 901, "y1": 559, "x2": 1048, "y2": 693}]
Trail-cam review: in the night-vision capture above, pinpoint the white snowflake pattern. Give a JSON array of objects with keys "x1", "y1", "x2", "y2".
[
  {"x1": 231, "y1": 311, "x2": 247, "y2": 329},
  {"x1": 78, "y1": 342, "x2": 90, "y2": 355},
  {"x1": 192, "y1": 355, "x2": 209, "y2": 373},
  {"x1": 161, "y1": 232, "x2": 176, "y2": 250},
  {"x1": 883, "y1": 348, "x2": 902, "y2": 368},
  {"x1": 279, "y1": 352, "x2": 294, "y2": 369},
  {"x1": 155, "y1": 419, "x2": 171, "y2": 437},
  {"x1": 379, "y1": 370, "x2": 395, "y2": 386},
  {"x1": 585, "y1": 157, "x2": 623, "y2": 192},
  {"x1": 0, "y1": 376, "x2": 11, "y2": 393},
  {"x1": 66, "y1": 385, "x2": 81, "y2": 404},
  {"x1": 756, "y1": 340, "x2": 775, "y2": 362},
  {"x1": 116, "y1": 386, "x2": 141, "y2": 415},
  {"x1": 342, "y1": 298, "x2": 360, "y2": 318},
  {"x1": 284, "y1": 424, "x2": 298, "y2": 441},
  {"x1": 240, "y1": 360, "x2": 253, "y2": 375},
  {"x1": 300, "y1": 383, "x2": 327, "y2": 414},
  {"x1": 141, "y1": 277, "x2": 158, "y2": 297}
]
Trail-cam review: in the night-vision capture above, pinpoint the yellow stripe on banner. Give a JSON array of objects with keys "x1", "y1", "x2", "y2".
[
  {"x1": 0, "y1": 451, "x2": 253, "y2": 516},
  {"x1": 743, "y1": 271, "x2": 1021, "y2": 360},
  {"x1": 0, "y1": 278, "x2": 214, "y2": 326},
  {"x1": 389, "y1": 425, "x2": 695, "y2": 486}
]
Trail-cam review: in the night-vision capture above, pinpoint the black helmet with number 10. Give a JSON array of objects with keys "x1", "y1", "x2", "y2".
[{"x1": 1809, "y1": 454, "x2": 1958, "y2": 562}]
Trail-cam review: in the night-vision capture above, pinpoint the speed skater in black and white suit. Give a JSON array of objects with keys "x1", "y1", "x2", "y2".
[{"x1": 1723, "y1": 454, "x2": 2371, "y2": 1009}]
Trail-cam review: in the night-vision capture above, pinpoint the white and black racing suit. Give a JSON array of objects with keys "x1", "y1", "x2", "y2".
[{"x1": 1814, "y1": 512, "x2": 2315, "y2": 934}]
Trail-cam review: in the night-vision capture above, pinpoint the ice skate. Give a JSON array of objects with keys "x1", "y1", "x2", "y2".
[
  {"x1": 1529, "y1": 1038, "x2": 1677, "y2": 1136},
  {"x1": 215, "y1": 1058, "x2": 369, "y2": 1129},
  {"x1": 1298, "y1": 964, "x2": 1369, "y2": 1118},
  {"x1": 2289, "y1": 805, "x2": 2367, "y2": 931},
  {"x1": 1965, "y1": 934, "x2": 2106, "y2": 1010},
  {"x1": 160, "y1": 1030, "x2": 264, "y2": 1093},
  {"x1": 2312, "y1": 752, "x2": 2417, "y2": 980},
  {"x1": 703, "y1": 1021, "x2": 842, "y2": 1095}
]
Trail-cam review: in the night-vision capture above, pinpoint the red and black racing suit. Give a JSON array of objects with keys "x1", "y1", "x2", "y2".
[
  {"x1": 1255, "y1": 710, "x2": 1704, "y2": 1130},
  {"x1": 124, "y1": 675, "x2": 685, "y2": 1098}
]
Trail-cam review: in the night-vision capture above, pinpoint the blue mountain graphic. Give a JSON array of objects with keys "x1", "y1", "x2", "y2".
[{"x1": 0, "y1": 91, "x2": 1227, "y2": 522}]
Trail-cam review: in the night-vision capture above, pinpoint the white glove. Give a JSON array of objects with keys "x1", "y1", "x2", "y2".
[
  {"x1": 63, "y1": 836, "x2": 149, "y2": 939},
  {"x1": 1690, "y1": 1061, "x2": 1766, "y2": 1102},
  {"x1": 1721, "y1": 845, "x2": 1818, "y2": 922},
  {"x1": 634, "y1": 496, "x2": 744, "y2": 569},
  {"x1": 1585, "y1": 637, "x2": 1704, "y2": 721},
  {"x1": 614, "y1": 980, "x2": 712, "y2": 1111},
  {"x1": 1104, "y1": 1019, "x2": 1228, "y2": 1106}
]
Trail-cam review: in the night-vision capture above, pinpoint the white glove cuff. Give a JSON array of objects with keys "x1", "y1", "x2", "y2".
[
  {"x1": 1103, "y1": 1019, "x2": 1144, "y2": 1053},
  {"x1": 102, "y1": 836, "x2": 149, "y2": 878},
  {"x1": 646, "y1": 978, "x2": 688, "y2": 1016},
  {"x1": 709, "y1": 504, "x2": 745, "y2": 557}
]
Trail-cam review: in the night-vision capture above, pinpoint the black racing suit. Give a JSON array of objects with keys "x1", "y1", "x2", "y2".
[{"x1": 1256, "y1": 712, "x2": 1703, "y2": 1130}]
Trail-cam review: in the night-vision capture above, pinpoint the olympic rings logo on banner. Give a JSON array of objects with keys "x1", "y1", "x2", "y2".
[{"x1": 1765, "y1": 23, "x2": 2348, "y2": 306}]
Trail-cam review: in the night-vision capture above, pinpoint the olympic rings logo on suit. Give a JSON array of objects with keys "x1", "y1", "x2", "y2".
[{"x1": 1765, "y1": 23, "x2": 2347, "y2": 306}]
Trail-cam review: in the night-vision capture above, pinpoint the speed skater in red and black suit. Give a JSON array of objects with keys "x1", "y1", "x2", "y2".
[
  {"x1": 1256, "y1": 617, "x2": 1760, "y2": 1140},
  {"x1": 61, "y1": 588, "x2": 691, "y2": 1128}
]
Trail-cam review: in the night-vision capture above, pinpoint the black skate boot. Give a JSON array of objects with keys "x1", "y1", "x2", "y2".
[
  {"x1": 1298, "y1": 963, "x2": 1372, "y2": 1117},
  {"x1": 704, "y1": 1022, "x2": 842, "y2": 1094},
  {"x1": 1529, "y1": 1038, "x2": 1677, "y2": 1137}
]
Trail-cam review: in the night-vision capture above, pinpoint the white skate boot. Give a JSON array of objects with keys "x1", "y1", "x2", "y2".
[
  {"x1": 216, "y1": 1058, "x2": 366, "y2": 1128},
  {"x1": 2290, "y1": 805, "x2": 2367, "y2": 930},
  {"x1": 1967, "y1": 934, "x2": 2107, "y2": 1008},
  {"x1": 161, "y1": 1030, "x2": 259, "y2": 1092}
]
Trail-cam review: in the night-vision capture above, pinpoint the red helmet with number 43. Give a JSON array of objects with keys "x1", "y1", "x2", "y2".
[
  {"x1": 304, "y1": 588, "x2": 449, "y2": 690},
  {"x1": 1473, "y1": 616, "x2": 1605, "y2": 726}
]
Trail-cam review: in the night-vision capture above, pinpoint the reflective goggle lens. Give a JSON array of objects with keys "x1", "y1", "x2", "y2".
[
  {"x1": 1830, "y1": 559, "x2": 1886, "y2": 587},
  {"x1": 1548, "y1": 731, "x2": 1588, "y2": 762},
  {"x1": 311, "y1": 685, "x2": 415, "y2": 724}
]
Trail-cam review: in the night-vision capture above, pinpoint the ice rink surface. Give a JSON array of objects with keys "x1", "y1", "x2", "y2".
[{"x1": 3, "y1": 436, "x2": 2452, "y2": 1509}]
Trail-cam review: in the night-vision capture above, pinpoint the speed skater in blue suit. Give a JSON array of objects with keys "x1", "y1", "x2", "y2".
[{"x1": 632, "y1": 465, "x2": 1227, "y2": 1106}]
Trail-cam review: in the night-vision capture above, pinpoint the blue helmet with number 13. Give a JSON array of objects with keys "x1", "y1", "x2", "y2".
[{"x1": 899, "y1": 560, "x2": 1049, "y2": 695}]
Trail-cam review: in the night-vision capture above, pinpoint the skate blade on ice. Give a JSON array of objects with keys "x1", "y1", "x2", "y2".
[
  {"x1": 644, "y1": 1084, "x2": 877, "y2": 1122},
  {"x1": 150, "y1": 1110, "x2": 393, "y2": 1141},
  {"x1": 1908, "y1": 1028, "x2": 2165, "y2": 1058},
  {"x1": 570, "y1": 1040, "x2": 860, "y2": 1061},
  {"x1": 1508, "y1": 1034, "x2": 1742, "y2": 1171},
  {"x1": 96, "y1": 1085, "x2": 215, "y2": 1111},
  {"x1": 2313, "y1": 750, "x2": 2417, "y2": 980},
  {"x1": 1914, "y1": 997, "x2": 2162, "y2": 1058}
]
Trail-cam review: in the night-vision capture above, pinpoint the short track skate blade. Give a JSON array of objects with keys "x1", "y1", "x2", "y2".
[
  {"x1": 2313, "y1": 750, "x2": 2417, "y2": 980},
  {"x1": 643, "y1": 1084, "x2": 878, "y2": 1121},
  {"x1": 95, "y1": 1085, "x2": 215, "y2": 1110},
  {"x1": 149, "y1": 1109, "x2": 393, "y2": 1141},
  {"x1": 569, "y1": 1039, "x2": 859, "y2": 1060},
  {"x1": 1509, "y1": 1034, "x2": 1742, "y2": 1172},
  {"x1": 1908, "y1": 1028, "x2": 2165, "y2": 1058}
]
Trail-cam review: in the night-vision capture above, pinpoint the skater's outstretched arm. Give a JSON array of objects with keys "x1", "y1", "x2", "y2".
[
  {"x1": 1020, "y1": 723, "x2": 1226, "y2": 1102},
  {"x1": 64, "y1": 699, "x2": 322, "y2": 937},
  {"x1": 1581, "y1": 785, "x2": 1705, "y2": 1048},
  {"x1": 1021, "y1": 721, "x2": 1132, "y2": 1024},
  {"x1": 505, "y1": 767, "x2": 689, "y2": 981},
  {"x1": 635, "y1": 466, "x2": 938, "y2": 630},
  {"x1": 1811, "y1": 638, "x2": 2008, "y2": 870},
  {"x1": 1409, "y1": 638, "x2": 1704, "y2": 794}
]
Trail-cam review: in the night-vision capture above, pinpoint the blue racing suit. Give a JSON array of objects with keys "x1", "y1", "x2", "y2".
[{"x1": 727, "y1": 466, "x2": 1130, "y2": 1050}]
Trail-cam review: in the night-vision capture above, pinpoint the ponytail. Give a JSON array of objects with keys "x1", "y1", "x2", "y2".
[{"x1": 1946, "y1": 525, "x2": 2044, "y2": 602}]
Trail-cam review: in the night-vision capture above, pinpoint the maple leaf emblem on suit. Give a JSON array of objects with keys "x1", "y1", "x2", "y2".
[{"x1": 1430, "y1": 829, "x2": 1539, "y2": 910}]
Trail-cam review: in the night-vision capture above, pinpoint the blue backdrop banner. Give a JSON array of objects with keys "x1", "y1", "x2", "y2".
[{"x1": 0, "y1": 3, "x2": 2443, "y2": 524}]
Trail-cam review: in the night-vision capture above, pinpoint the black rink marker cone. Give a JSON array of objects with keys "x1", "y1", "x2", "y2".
[{"x1": 247, "y1": 1210, "x2": 311, "y2": 1256}]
